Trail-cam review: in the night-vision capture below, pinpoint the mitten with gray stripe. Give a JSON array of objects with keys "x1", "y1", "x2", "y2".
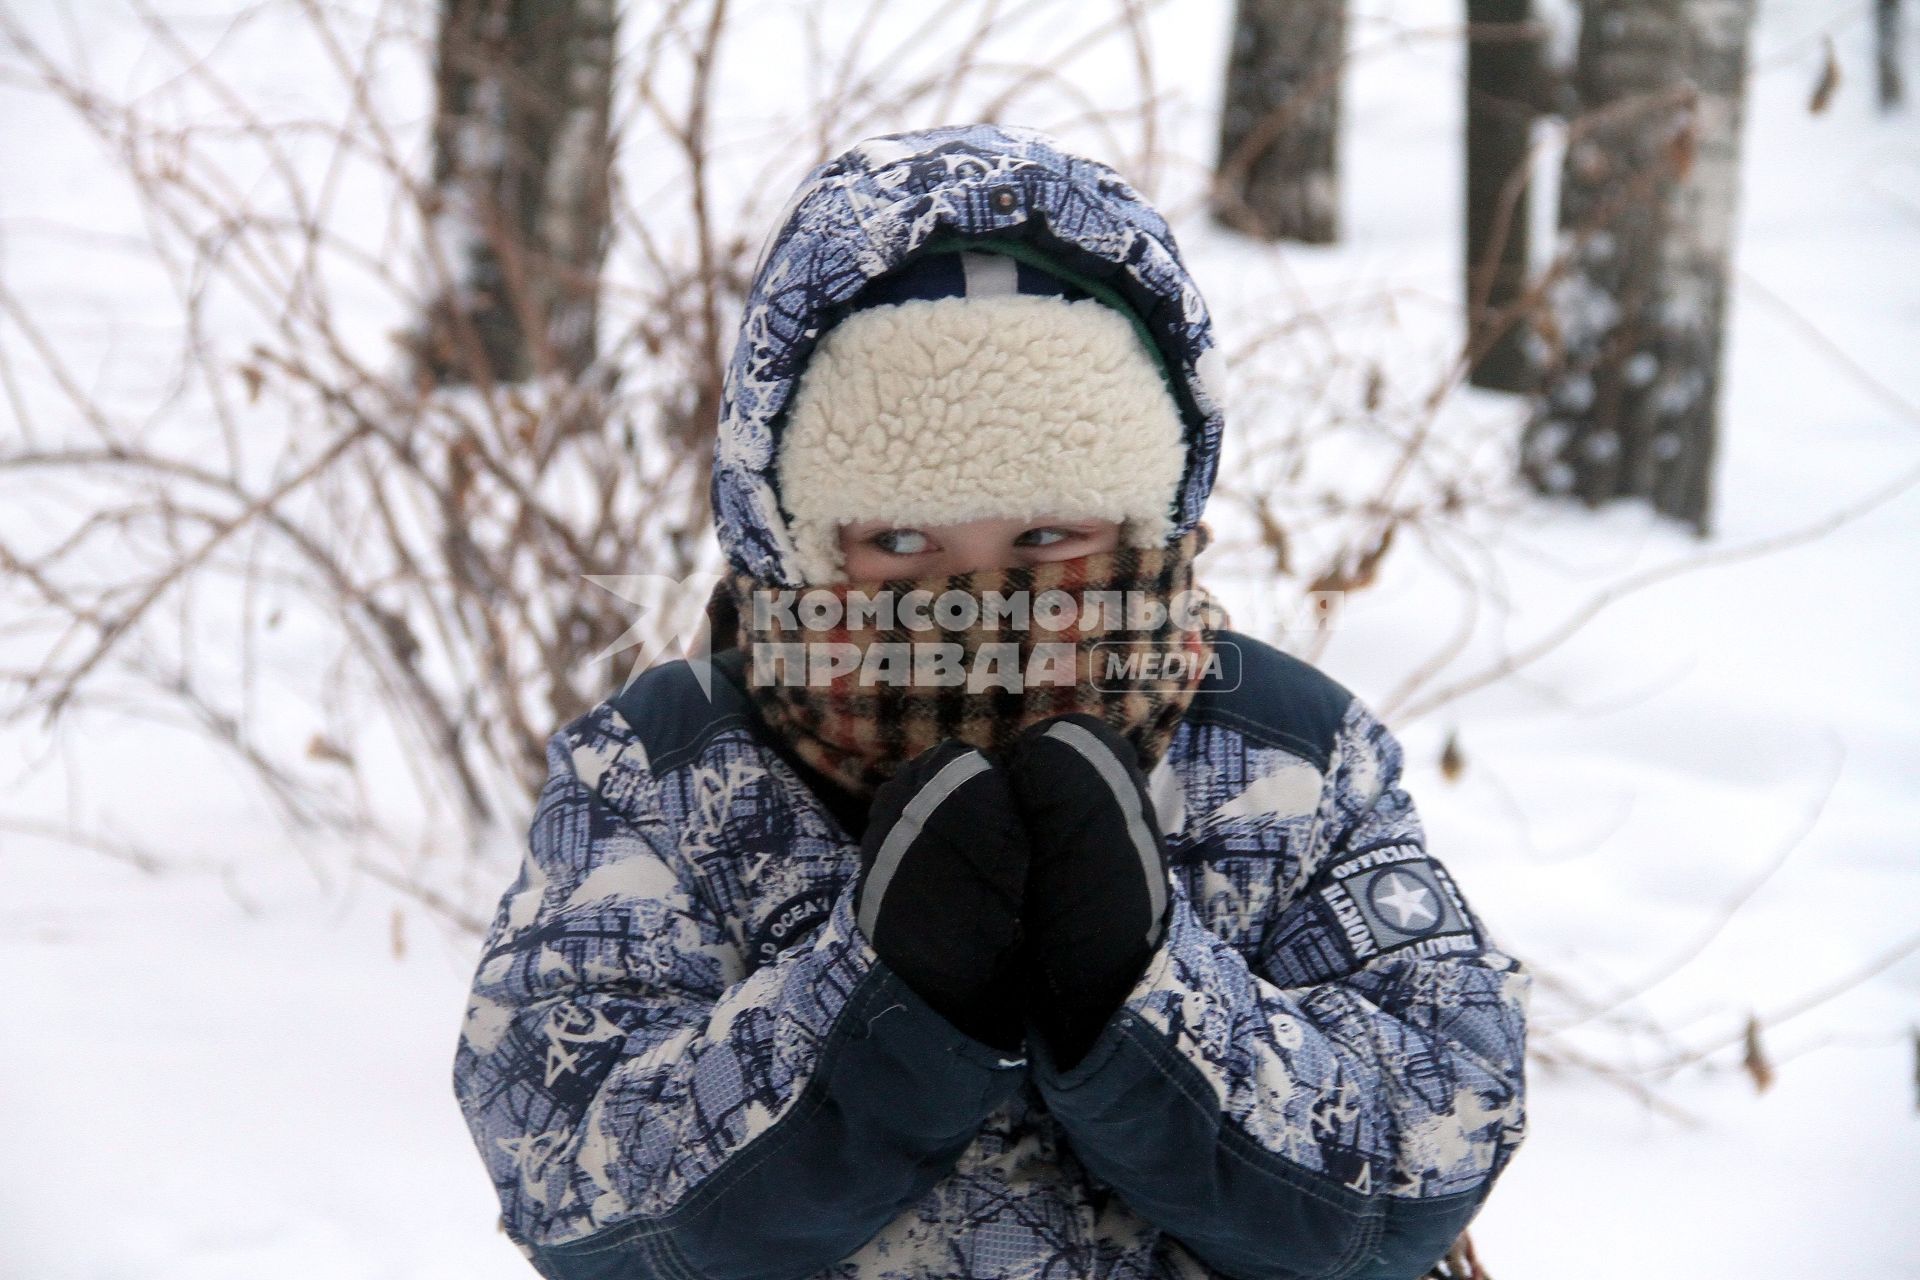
[
  {"x1": 855, "y1": 740, "x2": 1031, "y2": 1053},
  {"x1": 1005, "y1": 713, "x2": 1174, "y2": 1071}
]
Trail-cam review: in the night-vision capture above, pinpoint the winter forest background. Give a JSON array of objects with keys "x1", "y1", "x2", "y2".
[{"x1": 2, "y1": 0, "x2": 1916, "y2": 1275}]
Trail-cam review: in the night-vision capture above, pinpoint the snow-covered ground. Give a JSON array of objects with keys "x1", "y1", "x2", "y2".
[{"x1": 3, "y1": 1, "x2": 1917, "y2": 1276}]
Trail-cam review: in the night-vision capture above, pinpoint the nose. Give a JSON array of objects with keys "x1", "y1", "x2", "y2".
[
  {"x1": 933, "y1": 531, "x2": 1015, "y2": 576},
  {"x1": 936, "y1": 550, "x2": 1007, "y2": 576}
]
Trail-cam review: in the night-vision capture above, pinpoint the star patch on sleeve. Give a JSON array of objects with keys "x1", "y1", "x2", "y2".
[{"x1": 1316, "y1": 847, "x2": 1480, "y2": 963}]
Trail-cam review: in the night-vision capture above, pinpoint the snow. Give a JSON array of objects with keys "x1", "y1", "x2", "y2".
[{"x1": 3, "y1": 0, "x2": 1918, "y2": 1276}]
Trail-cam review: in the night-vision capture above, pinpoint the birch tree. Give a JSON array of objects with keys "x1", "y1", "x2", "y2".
[
  {"x1": 421, "y1": 0, "x2": 618, "y2": 387},
  {"x1": 1464, "y1": 0, "x2": 1545, "y2": 391},
  {"x1": 1214, "y1": 0, "x2": 1347, "y2": 243},
  {"x1": 1523, "y1": 0, "x2": 1756, "y2": 533},
  {"x1": 1880, "y1": 0, "x2": 1905, "y2": 111}
]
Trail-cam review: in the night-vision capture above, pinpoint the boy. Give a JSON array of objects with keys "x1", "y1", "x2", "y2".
[{"x1": 454, "y1": 123, "x2": 1530, "y2": 1280}]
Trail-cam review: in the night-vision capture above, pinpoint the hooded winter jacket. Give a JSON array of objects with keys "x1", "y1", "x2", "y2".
[{"x1": 453, "y1": 124, "x2": 1531, "y2": 1280}]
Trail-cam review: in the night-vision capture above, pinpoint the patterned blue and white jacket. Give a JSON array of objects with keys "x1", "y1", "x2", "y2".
[{"x1": 454, "y1": 125, "x2": 1531, "y2": 1280}]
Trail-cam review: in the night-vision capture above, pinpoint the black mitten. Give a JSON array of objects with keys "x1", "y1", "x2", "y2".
[
  {"x1": 1005, "y1": 713, "x2": 1173, "y2": 1070},
  {"x1": 856, "y1": 739, "x2": 1031, "y2": 1052}
]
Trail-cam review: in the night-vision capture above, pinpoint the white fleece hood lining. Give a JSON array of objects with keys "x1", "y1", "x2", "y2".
[{"x1": 776, "y1": 293, "x2": 1187, "y2": 584}]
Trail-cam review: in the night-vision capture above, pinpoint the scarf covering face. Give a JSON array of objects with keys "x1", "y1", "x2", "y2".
[{"x1": 718, "y1": 522, "x2": 1229, "y2": 798}]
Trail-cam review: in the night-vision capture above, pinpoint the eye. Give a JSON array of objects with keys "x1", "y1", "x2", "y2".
[
  {"x1": 1016, "y1": 526, "x2": 1082, "y2": 548},
  {"x1": 871, "y1": 528, "x2": 932, "y2": 555}
]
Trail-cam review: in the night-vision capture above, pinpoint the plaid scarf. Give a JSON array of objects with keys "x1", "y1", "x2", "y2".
[{"x1": 713, "y1": 522, "x2": 1229, "y2": 798}]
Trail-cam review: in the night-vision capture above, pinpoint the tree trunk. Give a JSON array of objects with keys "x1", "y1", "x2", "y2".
[
  {"x1": 1522, "y1": 0, "x2": 1756, "y2": 534},
  {"x1": 1464, "y1": 0, "x2": 1542, "y2": 391},
  {"x1": 421, "y1": 0, "x2": 617, "y2": 387},
  {"x1": 1880, "y1": 0, "x2": 1906, "y2": 111},
  {"x1": 1214, "y1": 0, "x2": 1346, "y2": 244}
]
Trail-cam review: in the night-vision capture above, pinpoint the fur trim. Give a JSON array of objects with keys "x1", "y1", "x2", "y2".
[{"x1": 777, "y1": 294, "x2": 1186, "y2": 583}]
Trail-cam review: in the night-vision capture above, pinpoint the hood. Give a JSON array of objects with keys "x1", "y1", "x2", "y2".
[{"x1": 710, "y1": 123, "x2": 1227, "y2": 587}]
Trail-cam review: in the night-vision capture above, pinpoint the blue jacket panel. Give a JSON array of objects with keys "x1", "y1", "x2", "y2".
[{"x1": 453, "y1": 631, "x2": 1531, "y2": 1279}]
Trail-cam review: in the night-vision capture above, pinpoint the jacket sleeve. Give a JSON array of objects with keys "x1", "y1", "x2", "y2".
[
  {"x1": 1027, "y1": 695, "x2": 1531, "y2": 1280},
  {"x1": 453, "y1": 706, "x2": 1027, "y2": 1280}
]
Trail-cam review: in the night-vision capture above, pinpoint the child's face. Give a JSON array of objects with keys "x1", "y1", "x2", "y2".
[{"x1": 837, "y1": 515, "x2": 1121, "y2": 580}]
